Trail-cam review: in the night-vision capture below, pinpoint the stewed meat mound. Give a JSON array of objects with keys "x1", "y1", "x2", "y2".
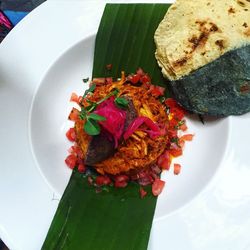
[{"x1": 75, "y1": 73, "x2": 169, "y2": 175}]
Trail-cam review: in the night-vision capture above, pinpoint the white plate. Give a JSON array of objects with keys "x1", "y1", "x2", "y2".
[{"x1": 0, "y1": 1, "x2": 250, "y2": 249}]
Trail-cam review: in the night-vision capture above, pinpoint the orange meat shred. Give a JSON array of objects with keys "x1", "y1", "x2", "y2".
[{"x1": 75, "y1": 77, "x2": 170, "y2": 175}]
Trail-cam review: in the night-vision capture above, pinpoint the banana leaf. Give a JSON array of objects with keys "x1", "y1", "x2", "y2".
[
  {"x1": 42, "y1": 4, "x2": 170, "y2": 250},
  {"x1": 93, "y1": 4, "x2": 170, "y2": 87}
]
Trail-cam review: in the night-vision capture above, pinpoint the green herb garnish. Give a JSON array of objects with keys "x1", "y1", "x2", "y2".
[
  {"x1": 115, "y1": 97, "x2": 129, "y2": 109},
  {"x1": 80, "y1": 88, "x2": 119, "y2": 135},
  {"x1": 79, "y1": 107, "x2": 87, "y2": 120},
  {"x1": 79, "y1": 88, "x2": 119, "y2": 136},
  {"x1": 79, "y1": 108, "x2": 106, "y2": 136},
  {"x1": 159, "y1": 96, "x2": 166, "y2": 103},
  {"x1": 83, "y1": 83, "x2": 96, "y2": 98},
  {"x1": 82, "y1": 77, "x2": 89, "y2": 83},
  {"x1": 80, "y1": 111, "x2": 106, "y2": 135},
  {"x1": 171, "y1": 137, "x2": 179, "y2": 144},
  {"x1": 96, "y1": 88, "x2": 119, "y2": 105},
  {"x1": 84, "y1": 119, "x2": 101, "y2": 136},
  {"x1": 84, "y1": 88, "x2": 119, "y2": 114},
  {"x1": 88, "y1": 113, "x2": 106, "y2": 121},
  {"x1": 85, "y1": 103, "x2": 97, "y2": 113},
  {"x1": 174, "y1": 120, "x2": 185, "y2": 130},
  {"x1": 171, "y1": 137, "x2": 181, "y2": 147}
]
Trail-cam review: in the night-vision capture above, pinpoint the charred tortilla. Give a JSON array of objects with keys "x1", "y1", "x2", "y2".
[{"x1": 154, "y1": 0, "x2": 250, "y2": 115}]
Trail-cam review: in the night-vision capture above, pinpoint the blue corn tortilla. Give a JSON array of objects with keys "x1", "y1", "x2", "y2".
[{"x1": 170, "y1": 45, "x2": 250, "y2": 116}]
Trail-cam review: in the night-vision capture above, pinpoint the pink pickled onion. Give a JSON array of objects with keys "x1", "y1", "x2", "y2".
[
  {"x1": 123, "y1": 116, "x2": 161, "y2": 140},
  {"x1": 94, "y1": 96, "x2": 126, "y2": 147},
  {"x1": 142, "y1": 125, "x2": 166, "y2": 139}
]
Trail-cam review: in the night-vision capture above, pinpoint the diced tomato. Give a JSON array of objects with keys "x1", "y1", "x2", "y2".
[
  {"x1": 150, "y1": 86, "x2": 165, "y2": 97},
  {"x1": 78, "y1": 95, "x2": 83, "y2": 104},
  {"x1": 68, "y1": 107, "x2": 80, "y2": 121},
  {"x1": 169, "y1": 147, "x2": 183, "y2": 157},
  {"x1": 68, "y1": 145, "x2": 83, "y2": 158},
  {"x1": 140, "y1": 74, "x2": 151, "y2": 84},
  {"x1": 137, "y1": 171, "x2": 148, "y2": 179},
  {"x1": 95, "y1": 175, "x2": 112, "y2": 186},
  {"x1": 114, "y1": 181, "x2": 128, "y2": 188},
  {"x1": 171, "y1": 107, "x2": 185, "y2": 120},
  {"x1": 157, "y1": 155, "x2": 165, "y2": 167},
  {"x1": 174, "y1": 163, "x2": 181, "y2": 175},
  {"x1": 66, "y1": 127, "x2": 76, "y2": 142},
  {"x1": 130, "y1": 74, "x2": 140, "y2": 84},
  {"x1": 67, "y1": 146, "x2": 73, "y2": 154},
  {"x1": 151, "y1": 88, "x2": 162, "y2": 97},
  {"x1": 180, "y1": 134, "x2": 194, "y2": 141},
  {"x1": 75, "y1": 146, "x2": 83, "y2": 158},
  {"x1": 114, "y1": 175, "x2": 129, "y2": 188},
  {"x1": 114, "y1": 175, "x2": 129, "y2": 183},
  {"x1": 165, "y1": 98, "x2": 178, "y2": 108},
  {"x1": 105, "y1": 77, "x2": 113, "y2": 85},
  {"x1": 70, "y1": 92, "x2": 79, "y2": 103},
  {"x1": 151, "y1": 164, "x2": 162, "y2": 174},
  {"x1": 139, "y1": 187, "x2": 147, "y2": 198},
  {"x1": 65, "y1": 154, "x2": 77, "y2": 169},
  {"x1": 150, "y1": 172, "x2": 158, "y2": 181},
  {"x1": 157, "y1": 151, "x2": 171, "y2": 170},
  {"x1": 78, "y1": 163, "x2": 86, "y2": 173},
  {"x1": 157, "y1": 86, "x2": 165, "y2": 95},
  {"x1": 180, "y1": 123, "x2": 188, "y2": 131},
  {"x1": 92, "y1": 78, "x2": 106, "y2": 85},
  {"x1": 138, "y1": 176, "x2": 153, "y2": 186},
  {"x1": 165, "y1": 98, "x2": 186, "y2": 120},
  {"x1": 152, "y1": 179, "x2": 165, "y2": 196},
  {"x1": 168, "y1": 129, "x2": 178, "y2": 139},
  {"x1": 136, "y1": 68, "x2": 145, "y2": 76},
  {"x1": 106, "y1": 64, "x2": 112, "y2": 70},
  {"x1": 178, "y1": 139, "x2": 185, "y2": 148},
  {"x1": 169, "y1": 118, "x2": 179, "y2": 128},
  {"x1": 130, "y1": 174, "x2": 139, "y2": 181}
]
